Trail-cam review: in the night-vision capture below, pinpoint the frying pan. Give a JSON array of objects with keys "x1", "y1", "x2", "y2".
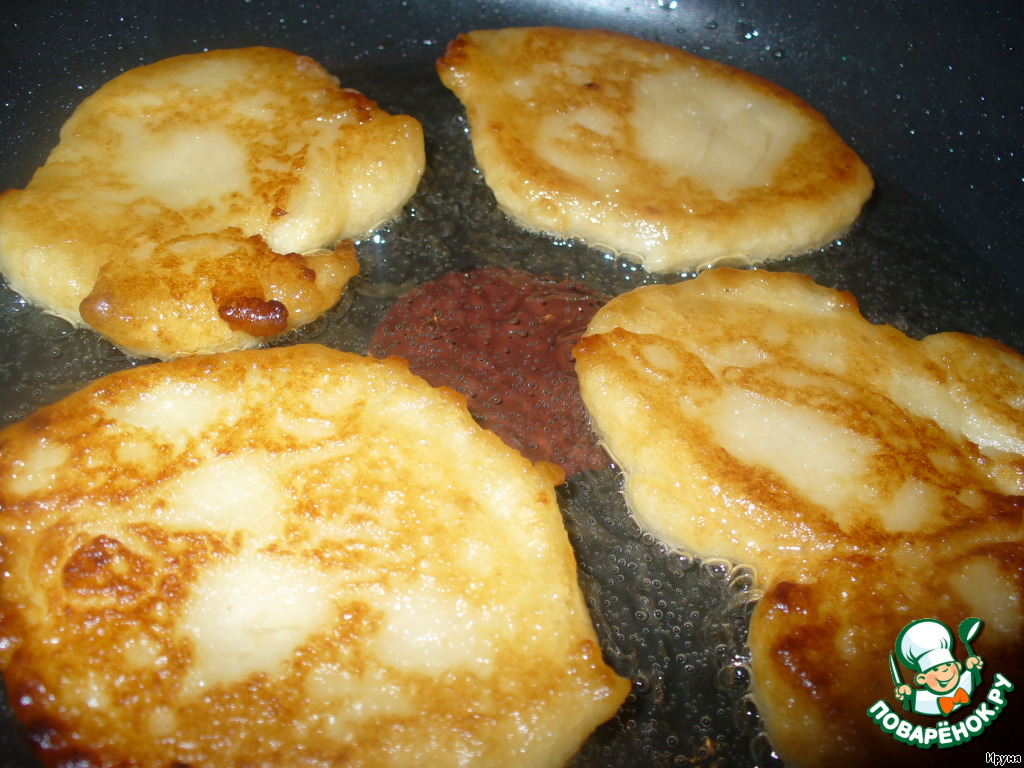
[{"x1": 0, "y1": 1, "x2": 1021, "y2": 766}]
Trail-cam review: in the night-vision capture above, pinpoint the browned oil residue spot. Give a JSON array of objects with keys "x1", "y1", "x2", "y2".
[
  {"x1": 370, "y1": 267, "x2": 611, "y2": 474},
  {"x1": 218, "y1": 297, "x2": 289, "y2": 336}
]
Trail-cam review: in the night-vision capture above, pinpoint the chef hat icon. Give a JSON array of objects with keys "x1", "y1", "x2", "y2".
[{"x1": 896, "y1": 619, "x2": 956, "y2": 673}]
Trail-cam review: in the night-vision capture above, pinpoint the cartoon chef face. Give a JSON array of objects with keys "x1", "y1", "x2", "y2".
[{"x1": 915, "y1": 660, "x2": 963, "y2": 695}]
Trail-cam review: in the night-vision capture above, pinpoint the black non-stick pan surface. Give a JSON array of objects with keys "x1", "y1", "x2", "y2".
[{"x1": 0, "y1": 2, "x2": 1021, "y2": 767}]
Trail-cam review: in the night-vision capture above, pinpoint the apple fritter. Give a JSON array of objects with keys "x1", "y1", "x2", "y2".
[
  {"x1": 437, "y1": 27, "x2": 873, "y2": 273},
  {"x1": 0, "y1": 47, "x2": 425, "y2": 359},
  {"x1": 574, "y1": 267, "x2": 1024, "y2": 767},
  {"x1": 0, "y1": 344, "x2": 629, "y2": 768},
  {"x1": 576, "y1": 268, "x2": 1024, "y2": 581}
]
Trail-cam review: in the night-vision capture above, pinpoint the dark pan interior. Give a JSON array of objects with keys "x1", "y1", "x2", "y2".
[{"x1": 0, "y1": 2, "x2": 1021, "y2": 767}]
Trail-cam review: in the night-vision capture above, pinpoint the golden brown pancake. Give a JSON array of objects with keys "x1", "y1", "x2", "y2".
[
  {"x1": 0, "y1": 344, "x2": 629, "y2": 768},
  {"x1": 0, "y1": 47, "x2": 425, "y2": 359},
  {"x1": 576, "y1": 268, "x2": 1023, "y2": 580},
  {"x1": 437, "y1": 27, "x2": 873, "y2": 272},
  {"x1": 574, "y1": 267, "x2": 1024, "y2": 767}
]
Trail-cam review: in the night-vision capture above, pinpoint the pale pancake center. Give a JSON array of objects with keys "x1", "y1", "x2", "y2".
[
  {"x1": 180, "y1": 549, "x2": 336, "y2": 690},
  {"x1": 632, "y1": 68, "x2": 807, "y2": 201},
  {"x1": 705, "y1": 385, "x2": 880, "y2": 520},
  {"x1": 111, "y1": 125, "x2": 251, "y2": 209}
]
